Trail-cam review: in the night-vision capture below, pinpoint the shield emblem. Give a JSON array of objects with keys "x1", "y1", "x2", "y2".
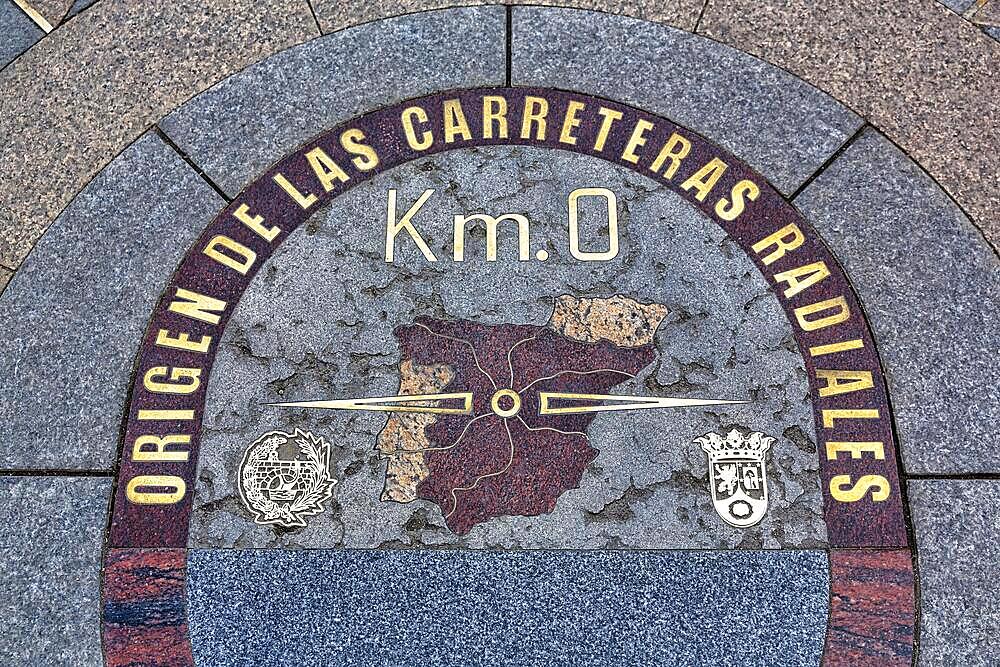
[{"x1": 695, "y1": 429, "x2": 774, "y2": 528}]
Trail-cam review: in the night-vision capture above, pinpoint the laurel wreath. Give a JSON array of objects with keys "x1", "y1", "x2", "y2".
[{"x1": 240, "y1": 430, "x2": 335, "y2": 528}]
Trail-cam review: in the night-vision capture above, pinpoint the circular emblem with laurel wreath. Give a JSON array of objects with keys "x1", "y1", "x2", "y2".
[{"x1": 238, "y1": 429, "x2": 336, "y2": 528}]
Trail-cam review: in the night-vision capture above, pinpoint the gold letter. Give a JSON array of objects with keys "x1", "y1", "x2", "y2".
[
  {"x1": 168, "y1": 288, "x2": 227, "y2": 325},
  {"x1": 822, "y1": 408, "x2": 880, "y2": 428},
  {"x1": 520, "y1": 96, "x2": 548, "y2": 140},
  {"x1": 443, "y1": 99, "x2": 473, "y2": 143},
  {"x1": 385, "y1": 189, "x2": 437, "y2": 262},
  {"x1": 773, "y1": 261, "x2": 830, "y2": 298},
  {"x1": 681, "y1": 158, "x2": 728, "y2": 202},
  {"x1": 305, "y1": 147, "x2": 349, "y2": 192},
  {"x1": 715, "y1": 180, "x2": 760, "y2": 221},
  {"x1": 143, "y1": 366, "x2": 202, "y2": 395},
  {"x1": 795, "y1": 296, "x2": 851, "y2": 331},
  {"x1": 816, "y1": 369, "x2": 874, "y2": 397},
  {"x1": 568, "y1": 187, "x2": 619, "y2": 261},
  {"x1": 454, "y1": 213, "x2": 530, "y2": 261},
  {"x1": 401, "y1": 106, "x2": 433, "y2": 150},
  {"x1": 830, "y1": 475, "x2": 890, "y2": 502},
  {"x1": 808, "y1": 339, "x2": 864, "y2": 357},
  {"x1": 593, "y1": 107, "x2": 623, "y2": 152},
  {"x1": 483, "y1": 96, "x2": 509, "y2": 139},
  {"x1": 132, "y1": 435, "x2": 191, "y2": 463},
  {"x1": 340, "y1": 128, "x2": 379, "y2": 170},
  {"x1": 155, "y1": 329, "x2": 212, "y2": 354},
  {"x1": 752, "y1": 224, "x2": 804, "y2": 265},
  {"x1": 559, "y1": 100, "x2": 586, "y2": 146},
  {"x1": 826, "y1": 441, "x2": 886, "y2": 460},
  {"x1": 650, "y1": 133, "x2": 691, "y2": 179},
  {"x1": 622, "y1": 119, "x2": 654, "y2": 164},
  {"x1": 126, "y1": 475, "x2": 186, "y2": 505},
  {"x1": 233, "y1": 203, "x2": 280, "y2": 242},
  {"x1": 273, "y1": 173, "x2": 317, "y2": 209},
  {"x1": 203, "y1": 235, "x2": 256, "y2": 275}
]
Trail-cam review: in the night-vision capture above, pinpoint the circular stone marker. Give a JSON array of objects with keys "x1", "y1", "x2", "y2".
[{"x1": 101, "y1": 86, "x2": 916, "y2": 667}]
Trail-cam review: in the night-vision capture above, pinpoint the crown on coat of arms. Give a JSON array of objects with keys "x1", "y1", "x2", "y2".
[{"x1": 694, "y1": 428, "x2": 774, "y2": 461}]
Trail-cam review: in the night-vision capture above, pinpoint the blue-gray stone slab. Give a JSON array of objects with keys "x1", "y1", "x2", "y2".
[
  {"x1": 0, "y1": 476, "x2": 111, "y2": 665},
  {"x1": 938, "y1": 0, "x2": 977, "y2": 13},
  {"x1": 0, "y1": 132, "x2": 224, "y2": 469},
  {"x1": 187, "y1": 549, "x2": 829, "y2": 666},
  {"x1": 795, "y1": 128, "x2": 1000, "y2": 474},
  {"x1": 160, "y1": 7, "x2": 506, "y2": 197},
  {"x1": 0, "y1": 2, "x2": 44, "y2": 69},
  {"x1": 511, "y1": 7, "x2": 862, "y2": 195},
  {"x1": 909, "y1": 479, "x2": 1000, "y2": 665}
]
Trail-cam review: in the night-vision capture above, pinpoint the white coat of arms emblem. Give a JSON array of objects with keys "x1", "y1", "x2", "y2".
[
  {"x1": 695, "y1": 429, "x2": 774, "y2": 528},
  {"x1": 238, "y1": 429, "x2": 336, "y2": 528}
]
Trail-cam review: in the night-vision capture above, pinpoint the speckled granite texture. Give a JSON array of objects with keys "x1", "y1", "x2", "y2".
[
  {"x1": 0, "y1": 476, "x2": 111, "y2": 665},
  {"x1": 312, "y1": 0, "x2": 705, "y2": 33},
  {"x1": 31, "y1": 0, "x2": 75, "y2": 26},
  {"x1": 795, "y1": 129, "x2": 1000, "y2": 474},
  {"x1": 0, "y1": 266, "x2": 11, "y2": 292},
  {"x1": 0, "y1": 0, "x2": 318, "y2": 268},
  {"x1": 511, "y1": 7, "x2": 862, "y2": 195},
  {"x1": 0, "y1": 132, "x2": 223, "y2": 469},
  {"x1": 909, "y1": 479, "x2": 1000, "y2": 665},
  {"x1": 160, "y1": 7, "x2": 506, "y2": 196},
  {"x1": 700, "y1": 0, "x2": 1000, "y2": 249},
  {"x1": 187, "y1": 549, "x2": 830, "y2": 666},
  {"x1": 0, "y1": 1, "x2": 44, "y2": 68},
  {"x1": 191, "y1": 147, "x2": 826, "y2": 551}
]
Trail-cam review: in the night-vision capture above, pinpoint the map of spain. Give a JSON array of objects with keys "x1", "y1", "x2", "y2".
[{"x1": 377, "y1": 295, "x2": 669, "y2": 534}]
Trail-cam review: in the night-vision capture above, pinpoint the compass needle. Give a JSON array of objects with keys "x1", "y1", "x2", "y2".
[
  {"x1": 269, "y1": 392, "x2": 474, "y2": 415},
  {"x1": 538, "y1": 392, "x2": 748, "y2": 415}
]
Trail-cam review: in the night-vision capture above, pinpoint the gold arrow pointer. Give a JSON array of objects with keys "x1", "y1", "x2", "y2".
[
  {"x1": 538, "y1": 392, "x2": 747, "y2": 415},
  {"x1": 269, "y1": 392, "x2": 473, "y2": 415}
]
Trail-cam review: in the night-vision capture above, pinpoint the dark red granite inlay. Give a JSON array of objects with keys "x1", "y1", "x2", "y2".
[
  {"x1": 102, "y1": 549, "x2": 193, "y2": 667},
  {"x1": 398, "y1": 317, "x2": 656, "y2": 534},
  {"x1": 824, "y1": 549, "x2": 915, "y2": 666}
]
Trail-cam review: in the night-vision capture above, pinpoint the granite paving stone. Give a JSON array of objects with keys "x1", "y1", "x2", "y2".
[
  {"x1": 0, "y1": 476, "x2": 111, "y2": 666},
  {"x1": 65, "y1": 0, "x2": 98, "y2": 18},
  {"x1": 909, "y1": 480, "x2": 1000, "y2": 665},
  {"x1": 0, "y1": 132, "x2": 224, "y2": 470},
  {"x1": 0, "y1": 0, "x2": 318, "y2": 269},
  {"x1": 699, "y1": 0, "x2": 1000, "y2": 249},
  {"x1": 0, "y1": 266, "x2": 11, "y2": 292},
  {"x1": 795, "y1": 128, "x2": 1000, "y2": 474},
  {"x1": 937, "y1": 0, "x2": 978, "y2": 12},
  {"x1": 511, "y1": 7, "x2": 862, "y2": 196},
  {"x1": 313, "y1": 0, "x2": 705, "y2": 34},
  {"x1": 0, "y1": 1, "x2": 44, "y2": 68},
  {"x1": 187, "y1": 549, "x2": 829, "y2": 666},
  {"x1": 31, "y1": 0, "x2": 75, "y2": 26},
  {"x1": 160, "y1": 7, "x2": 506, "y2": 197}
]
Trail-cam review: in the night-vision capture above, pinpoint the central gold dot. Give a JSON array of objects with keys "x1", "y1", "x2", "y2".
[{"x1": 490, "y1": 388, "x2": 522, "y2": 418}]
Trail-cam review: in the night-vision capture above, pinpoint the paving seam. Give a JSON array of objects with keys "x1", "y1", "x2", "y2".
[
  {"x1": 154, "y1": 126, "x2": 234, "y2": 202},
  {"x1": 305, "y1": 0, "x2": 323, "y2": 36},
  {"x1": 694, "y1": 0, "x2": 710, "y2": 32},
  {"x1": 789, "y1": 123, "x2": 869, "y2": 202}
]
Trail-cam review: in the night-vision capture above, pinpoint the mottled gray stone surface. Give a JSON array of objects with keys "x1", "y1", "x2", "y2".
[
  {"x1": 0, "y1": 266, "x2": 11, "y2": 292},
  {"x1": 796, "y1": 128, "x2": 1000, "y2": 474},
  {"x1": 0, "y1": 132, "x2": 224, "y2": 469},
  {"x1": 0, "y1": 2, "x2": 44, "y2": 69},
  {"x1": 192, "y1": 147, "x2": 825, "y2": 550},
  {"x1": 160, "y1": 7, "x2": 505, "y2": 197},
  {"x1": 511, "y1": 7, "x2": 862, "y2": 195},
  {"x1": 187, "y1": 549, "x2": 829, "y2": 666},
  {"x1": 0, "y1": 476, "x2": 111, "y2": 665},
  {"x1": 937, "y1": 0, "x2": 977, "y2": 13},
  {"x1": 909, "y1": 479, "x2": 1000, "y2": 665}
]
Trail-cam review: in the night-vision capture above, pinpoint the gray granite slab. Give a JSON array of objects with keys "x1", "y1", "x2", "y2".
[
  {"x1": 937, "y1": 0, "x2": 977, "y2": 13},
  {"x1": 0, "y1": 476, "x2": 111, "y2": 665},
  {"x1": 188, "y1": 549, "x2": 829, "y2": 666},
  {"x1": 511, "y1": 7, "x2": 862, "y2": 196},
  {"x1": 795, "y1": 128, "x2": 1000, "y2": 474},
  {"x1": 0, "y1": 266, "x2": 10, "y2": 292},
  {"x1": 160, "y1": 7, "x2": 506, "y2": 197},
  {"x1": 0, "y1": 2, "x2": 44, "y2": 69},
  {"x1": 0, "y1": 132, "x2": 224, "y2": 470},
  {"x1": 909, "y1": 479, "x2": 1000, "y2": 665}
]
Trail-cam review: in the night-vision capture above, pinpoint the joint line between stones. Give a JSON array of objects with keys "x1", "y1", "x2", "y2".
[
  {"x1": 694, "y1": 0, "x2": 711, "y2": 33},
  {"x1": 789, "y1": 122, "x2": 868, "y2": 203},
  {"x1": 305, "y1": 0, "x2": 323, "y2": 36},
  {"x1": 154, "y1": 126, "x2": 233, "y2": 203}
]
